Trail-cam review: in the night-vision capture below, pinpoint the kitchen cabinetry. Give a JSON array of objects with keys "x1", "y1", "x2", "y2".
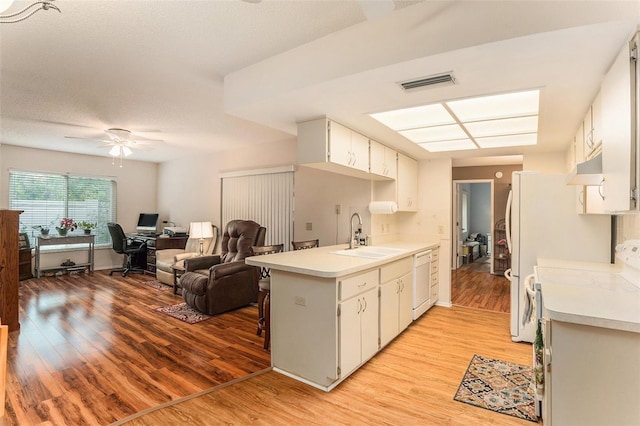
[
  {"x1": 297, "y1": 117, "x2": 371, "y2": 179},
  {"x1": 339, "y1": 286, "x2": 379, "y2": 377},
  {"x1": 397, "y1": 153, "x2": 418, "y2": 211},
  {"x1": 544, "y1": 320, "x2": 640, "y2": 426},
  {"x1": 429, "y1": 248, "x2": 440, "y2": 307},
  {"x1": 379, "y1": 258, "x2": 412, "y2": 348},
  {"x1": 601, "y1": 32, "x2": 638, "y2": 213},
  {"x1": 369, "y1": 139, "x2": 397, "y2": 179},
  {"x1": 0, "y1": 210, "x2": 21, "y2": 332}
]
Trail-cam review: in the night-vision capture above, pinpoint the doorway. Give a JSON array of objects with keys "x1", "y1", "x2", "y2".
[{"x1": 451, "y1": 180, "x2": 509, "y2": 313}]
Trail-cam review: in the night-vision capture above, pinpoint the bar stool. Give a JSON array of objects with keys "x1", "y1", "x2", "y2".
[
  {"x1": 252, "y1": 244, "x2": 284, "y2": 350},
  {"x1": 291, "y1": 239, "x2": 319, "y2": 250}
]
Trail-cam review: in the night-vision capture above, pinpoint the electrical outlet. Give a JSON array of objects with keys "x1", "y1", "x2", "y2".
[
  {"x1": 294, "y1": 296, "x2": 307, "y2": 306},
  {"x1": 438, "y1": 225, "x2": 445, "y2": 234},
  {"x1": 335, "y1": 204, "x2": 341, "y2": 215},
  {"x1": 306, "y1": 222, "x2": 313, "y2": 231}
]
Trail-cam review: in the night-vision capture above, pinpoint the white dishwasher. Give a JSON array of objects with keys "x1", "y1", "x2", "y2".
[{"x1": 412, "y1": 250, "x2": 432, "y2": 320}]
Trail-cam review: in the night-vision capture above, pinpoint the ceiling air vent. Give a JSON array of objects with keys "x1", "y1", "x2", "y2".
[{"x1": 398, "y1": 72, "x2": 456, "y2": 92}]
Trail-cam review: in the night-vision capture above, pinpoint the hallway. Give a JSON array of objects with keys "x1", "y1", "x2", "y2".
[{"x1": 451, "y1": 256, "x2": 510, "y2": 313}]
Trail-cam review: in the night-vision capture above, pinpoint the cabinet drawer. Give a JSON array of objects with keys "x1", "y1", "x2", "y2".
[
  {"x1": 380, "y1": 257, "x2": 412, "y2": 283},
  {"x1": 339, "y1": 269, "x2": 379, "y2": 301},
  {"x1": 431, "y1": 285, "x2": 439, "y2": 301},
  {"x1": 431, "y1": 249, "x2": 439, "y2": 262},
  {"x1": 430, "y1": 261, "x2": 439, "y2": 273},
  {"x1": 431, "y1": 272, "x2": 439, "y2": 285}
]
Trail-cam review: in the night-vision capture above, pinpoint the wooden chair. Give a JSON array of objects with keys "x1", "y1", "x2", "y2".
[
  {"x1": 291, "y1": 239, "x2": 319, "y2": 250},
  {"x1": 252, "y1": 244, "x2": 284, "y2": 350}
]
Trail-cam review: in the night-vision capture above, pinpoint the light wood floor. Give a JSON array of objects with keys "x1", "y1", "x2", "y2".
[
  {"x1": 452, "y1": 256, "x2": 511, "y2": 313},
  {"x1": 119, "y1": 305, "x2": 535, "y2": 425},
  {"x1": 6, "y1": 270, "x2": 532, "y2": 425}
]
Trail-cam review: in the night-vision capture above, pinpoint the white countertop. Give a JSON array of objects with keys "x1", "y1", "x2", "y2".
[
  {"x1": 246, "y1": 241, "x2": 438, "y2": 278},
  {"x1": 535, "y1": 262, "x2": 640, "y2": 333}
]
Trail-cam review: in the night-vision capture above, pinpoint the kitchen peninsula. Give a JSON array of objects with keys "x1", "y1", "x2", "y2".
[{"x1": 246, "y1": 241, "x2": 439, "y2": 391}]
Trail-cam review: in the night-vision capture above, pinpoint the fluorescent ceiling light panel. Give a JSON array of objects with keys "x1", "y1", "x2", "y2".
[
  {"x1": 476, "y1": 133, "x2": 538, "y2": 148},
  {"x1": 400, "y1": 124, "x2": 468, "y2": 143},
  {"x1": 464, "y1": 115, "x2": 539, "y2": 138},
  {"x1": 446, "y1": 90, "x2": 540, "y2": 122},
  {"x1": 370, "y1": 103, "x2": 454, "y2": 130},
  {"x1": 419, "y1": 139, "x2": 477, "y2": 152}
]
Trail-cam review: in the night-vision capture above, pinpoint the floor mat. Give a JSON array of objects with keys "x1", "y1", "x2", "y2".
[
  {"x1": 154, "y1": 302, "x2": 213, "y2": 324},
  {"x1": 454, "y1": 354, "x2": 538, "y2": 422},
  {"x1": 144, "y1": 280, "x2": 172, "y2": 291}
]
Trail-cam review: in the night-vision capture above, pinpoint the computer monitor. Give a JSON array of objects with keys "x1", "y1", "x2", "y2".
[{"x1": 136, "y1": 213, "x2": 159, "y2": 234}]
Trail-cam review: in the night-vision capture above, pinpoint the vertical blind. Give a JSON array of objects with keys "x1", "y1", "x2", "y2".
[
  {"x1": 221, "y1": 167, "x2": 294, "y2": 250},
  {"x1": 8, "y1": 169, "x2": 117, "y2": 245}
]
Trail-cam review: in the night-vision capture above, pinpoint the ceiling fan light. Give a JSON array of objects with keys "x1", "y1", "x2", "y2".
[
  {"x1": 109, "y1": 145, "x2": 121, "y2": 157},
  {"x1": 122, "y1": 146, "x2": 132, "y2": 157}
]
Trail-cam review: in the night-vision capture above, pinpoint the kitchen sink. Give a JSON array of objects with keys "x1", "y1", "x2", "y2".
[{"x1": 329, "y1": 246, "x2": 407, "y2": 259}]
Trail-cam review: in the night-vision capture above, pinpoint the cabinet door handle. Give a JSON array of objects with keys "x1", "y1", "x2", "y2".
[
  {"x1": 362, "y1": 297, "x2": 367, "y2": 312},
  {"x1": 598, "y1": 179, "x2": 605, "y2": 200},
  {"x1": 357, "y1": 298, "x2": 362, "y2": 314}
]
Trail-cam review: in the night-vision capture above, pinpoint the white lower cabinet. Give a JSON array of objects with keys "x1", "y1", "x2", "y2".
[
  {"x1": 339, "y1": 286, "x2": 379, "y2": 376},
  {"x1": 379, "y1": 258, "x2": 413, "y2": 348},
  {"x1": 270, "y1": 254, "x2": 426, "y2": 391}
]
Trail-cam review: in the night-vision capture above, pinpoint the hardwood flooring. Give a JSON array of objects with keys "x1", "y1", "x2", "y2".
[
  {"x1": 452, "y1": 256, "x2": 511, "y2": 313},
  {"x1": 5, "y1": 270, "x2": 532, "y2": 425},
  {"x1": 119, "y1": 305, "x2": 535, "y2": 426},
  {"x1": 4, "y1": 271, "x2": 270, "y2": 425}
]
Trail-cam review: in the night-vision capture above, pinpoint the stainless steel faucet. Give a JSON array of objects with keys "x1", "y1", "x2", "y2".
[{"x1": 349, "y1": 212, "x2": 362, "y2": 249}]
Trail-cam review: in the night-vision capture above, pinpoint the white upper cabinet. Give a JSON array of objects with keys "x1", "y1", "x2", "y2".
[
  {"x1": 297, "y1": 117, "x2": 371, "y2": 179},
  {"x1": 590, "y1": 91, "x2": 603, "y2": 157},
  {"x1": 601, "y1": 33, "x2": 638, "y2": 213},
  {"x1": 397, "y1": 153, "x2": 418, "y2": 211},
  {"x1": 370, "y1": 139, "x2": 397, "y2": 180}
]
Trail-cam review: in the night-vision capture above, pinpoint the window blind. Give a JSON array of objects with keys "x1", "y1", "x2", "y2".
[
  {"x1": 221, "y1": 167, "x2": 294, "y2": 250},
  {"x1": 8, "y1": 170, "x2": 117, "y2": 246}
]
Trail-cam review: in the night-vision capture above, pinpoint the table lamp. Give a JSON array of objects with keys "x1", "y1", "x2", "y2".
[{"x1": 189, "y1": 221, "x2": 214, "y2": 256}]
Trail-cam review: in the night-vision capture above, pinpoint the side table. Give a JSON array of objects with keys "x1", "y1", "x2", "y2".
[{"x1": 171, "y1": 264, "x2": 186, "y2": 295}]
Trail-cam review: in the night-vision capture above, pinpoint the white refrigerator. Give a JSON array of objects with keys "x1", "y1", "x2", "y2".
[{"x1": 505, "y1": 172, "x2": 611, "y2": 343}]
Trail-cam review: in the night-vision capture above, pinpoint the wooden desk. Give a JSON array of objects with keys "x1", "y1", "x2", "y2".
[
  {"x1": 133, "y1": 235, "x2": 188, "y2": 276},
  {"x1": 35, "y1": 235, "x2": 95, "y2": 278}
]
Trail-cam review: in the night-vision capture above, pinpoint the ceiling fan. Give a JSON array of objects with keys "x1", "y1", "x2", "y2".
[{"x1": 65, "y1": 127, "x2": 163, "y2": 167}]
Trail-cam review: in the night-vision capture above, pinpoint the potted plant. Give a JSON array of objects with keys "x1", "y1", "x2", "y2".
[
  {"x1": 33, "y1": 223, "x2": 52, "y2": 237},
  {"x1": 77, "y1": 221, "x2": 97, "y2": 235},
  {"x1": 56, "y1": 218, "x2": 77, "y2": 236}
]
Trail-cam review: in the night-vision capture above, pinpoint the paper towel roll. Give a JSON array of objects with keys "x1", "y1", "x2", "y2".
[{"x1": 368, "y1": 201, "x2": 398, "y2": 214}]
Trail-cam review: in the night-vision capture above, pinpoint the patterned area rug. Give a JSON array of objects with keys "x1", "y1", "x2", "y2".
[
  {"x1": 144, "y1": 280, "x2": 172, "y2": 292},
  {"x1": 155, "y1": 303, "x2": 213, "y2": 324},
  {"x1": 454, "y1": 354, "x2": 538, "y2": 422}
]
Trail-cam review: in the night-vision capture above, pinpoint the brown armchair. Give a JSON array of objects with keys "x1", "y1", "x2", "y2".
[{"x1": 180, "y1": 220, "x2": 266, "y2": 315}]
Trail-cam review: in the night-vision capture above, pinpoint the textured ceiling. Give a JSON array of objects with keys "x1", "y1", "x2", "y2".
[{"x1": 1, "y1": 0, "x2": 639, "y2": 164}]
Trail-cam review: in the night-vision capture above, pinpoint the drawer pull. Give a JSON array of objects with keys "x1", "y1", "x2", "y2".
[{"x1": 358, "y1": 281, "x2": 367, "y2": 287}]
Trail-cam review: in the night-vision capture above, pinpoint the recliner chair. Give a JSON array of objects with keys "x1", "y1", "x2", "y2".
[
  {"x1": 179, "y1": 220, "x2": 266, "y2": 315},
  {"x1": 107, "y1": 222, "x2": 147, "y2": 277}
]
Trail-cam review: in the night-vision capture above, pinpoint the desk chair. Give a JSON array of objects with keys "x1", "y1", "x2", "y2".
[
  {"x1": 252, "y1": 244, "x2": 284, "y2": 350},
  {"x1": 107, "y1": 222, "x2": 147, "y2": 277}
]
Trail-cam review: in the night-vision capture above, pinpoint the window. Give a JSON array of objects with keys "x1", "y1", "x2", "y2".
[{"x1": 9, "y1": 170, "x2": 117, "y2": 246}]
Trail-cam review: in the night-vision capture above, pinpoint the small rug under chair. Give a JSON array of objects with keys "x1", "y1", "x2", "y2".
[
  {"x1": 143, "y1": 280, "x2": 172, "y2": 292},
  {"x1": 453, "y1": 354, "x2": 538, "y2": 422},
  {"x1": 155, "y1": 303, "x2": 213, "y2": 324}
]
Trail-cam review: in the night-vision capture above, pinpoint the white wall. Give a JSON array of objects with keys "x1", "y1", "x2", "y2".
[
  {"x1": 0, "y1": 144, "x2": 158, "y2": 270},
  {"x1": 523, "y1": 151, "x2": 567, "y2": 172},
  {"x1": 157, "y1": 138, "x2": 297, "y2": 233}
]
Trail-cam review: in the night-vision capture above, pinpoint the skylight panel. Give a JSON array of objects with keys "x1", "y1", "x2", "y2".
[
  {"x1": 463, "y1": 116, "x2": 539, "y2": 138},
  {"x1": 370, "y1": 103, "x2": 454, "y2": 130},
  {"x1": 446, "y1": 90, "x2": 540, "y2": 122},
  {"x1": 419, "y1": 139, "x2": 477, "y2": 152},
  {"x1": 399, "y1": 124, "x2": 468, "y2": 143},
  {"x1": 475, "y1": 133, "x2": 537, "y2": 148}
]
